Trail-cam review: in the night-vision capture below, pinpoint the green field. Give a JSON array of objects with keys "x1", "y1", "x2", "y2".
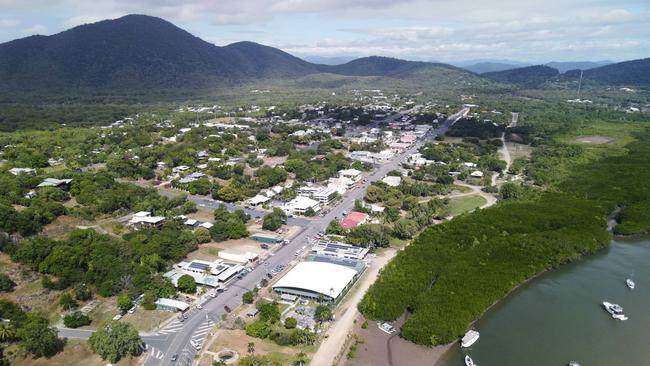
[{"x1": 446, "y1": 195, "x2": 487, "y2": 217}]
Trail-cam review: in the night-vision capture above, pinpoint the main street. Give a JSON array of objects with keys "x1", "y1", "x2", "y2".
[{"x1": 146, "y1": 107, "x2": 469, "y2": 365}]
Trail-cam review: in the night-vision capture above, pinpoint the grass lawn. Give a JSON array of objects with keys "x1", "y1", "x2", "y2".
[
  {"x1": 122, "y1": 309, "x2": 174, "y2": 332},
  {"x1": 446, "y1": 195, "x2": 487, "y2": 217},
  {"x1": 12, "y1": 339, "x2": 140, "y2": 366}
]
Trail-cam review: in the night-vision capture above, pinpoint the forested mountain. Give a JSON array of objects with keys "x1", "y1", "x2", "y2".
[
  {"x1": 0, "y1": 14, "x2": 478, "y2": 93},
  {"x1": 461, "y1": 62, "x2": 525, "y2": 73},
  {"x1": 577, "y1": 58, "x2": 650, "y2": 85},
  {"x1": 545, "y1": 61, "x2": 612, "y2": 73},
  {"x1": 482, "y1": 65, "x2": 560, "y2": 87}
]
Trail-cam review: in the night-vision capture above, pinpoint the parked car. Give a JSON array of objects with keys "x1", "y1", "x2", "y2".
[
  {"x1": 112, "y1": 314, "x2": 122, "y2": 321},
  {"x1": 196, "y1": 304, "x2": 203, "y2": 310},
  {"x1": 209, "y1": 292, "x2": 217, "y2": 298},
  {"x1": 171, "y1": 354, "x2": 178, "y2": 362},
  {"x1": 224, "y1": 305, "x2": 231, "y2": 313},
  {"x1": 128, "y1": 307, "x2": 136, "y2": 314}
]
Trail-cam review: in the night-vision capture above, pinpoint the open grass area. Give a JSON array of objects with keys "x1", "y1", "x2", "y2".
[
  {"x1": 122, "y1": 309, "x2": 174, "y2": 332},
  {"x1": 446, "y1": 195, "x2": 487, "y2": 217},
  {"x1": 12, "y1": 339, "x2": 140, "y2": 366}
]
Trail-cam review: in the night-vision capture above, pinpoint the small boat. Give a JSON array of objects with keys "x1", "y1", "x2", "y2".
[
  {"x1": 626, "y1": 279, "x2": 635, "y2": 289},
  {"x1": 568, "y1": 362, "x2": 581, "y2": 366},
  {"x1": 461, "y1": 330, "x2": 480, "y2": 348},
  {"x1": 602, "y1": 301, "x2": 628, "y2": 320},
  {"x1": 464, "y1": 355, "x2": 476, "y2": 366}
]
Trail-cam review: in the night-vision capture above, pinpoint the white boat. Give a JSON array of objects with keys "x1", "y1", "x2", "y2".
[
  {"x1": 568, "y1": 362, "x2": 581, "y2": 366},
  {"x1": 465, "y1": 355, "x2": 476, "y2": 366},
  {"x1": 461, "y1": 330, "x2": 480, "y2": 348},
  {"x1": 602, "y1": 301, "x2": 628, "y2": 320},
  {"x1": 626, "y1": 279, "x2": 635, "y2": 289},
  {"x1": 377, "y1": 322, "x2": 395, "y2": 334}
]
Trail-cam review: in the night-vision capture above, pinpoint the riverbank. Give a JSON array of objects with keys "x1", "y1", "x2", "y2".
[{"x1": 437, "y1": 237, "x2": 650, "y2": 366}]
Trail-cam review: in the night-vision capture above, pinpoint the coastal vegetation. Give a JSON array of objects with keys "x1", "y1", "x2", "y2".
[{"x1": 360, "y1": 120, "x2": 650, "y2": 345}]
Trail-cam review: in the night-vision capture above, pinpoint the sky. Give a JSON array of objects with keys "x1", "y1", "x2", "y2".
[{"x1": 0, "y1": 0, "x2": 649, "y2": 63}]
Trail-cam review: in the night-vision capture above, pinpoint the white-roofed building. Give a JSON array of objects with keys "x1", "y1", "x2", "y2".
[
  {"x1": 312, "y1": 187, "x2": 338, "y2": 203},
  {"x1": 155, "y1": 298, "x2": 190, "y2": 312},
  {"x1": 129, "y1": 212, "x2": 165, "y2": 228},
  {"x1": 272, "y1": 261, "x2": 359, "y2": 303},
  {"x1": 381, "y1": 176, "x2": 401, "y2": 187},
  {"x1": 283, "y1": 196, "x2": 321, "y2": 215},
  {"x1": 36, "y1": 178, "x2": 73, "y2": 189},
  {"x1": 338, "y1": 168, "x2": 362, "y2": 182},
  {"x1": 248, "y1": 194, "x2": 271, "y2": 206}
]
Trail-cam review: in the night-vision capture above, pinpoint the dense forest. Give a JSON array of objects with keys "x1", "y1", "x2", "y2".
[{"x1": 360, "y1": 125, "x2": 650, "y2": 345}]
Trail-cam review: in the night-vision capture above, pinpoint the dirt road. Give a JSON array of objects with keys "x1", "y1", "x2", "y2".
[{"x1": 310, "y1": 248, "x2": 398, "y2": 366}]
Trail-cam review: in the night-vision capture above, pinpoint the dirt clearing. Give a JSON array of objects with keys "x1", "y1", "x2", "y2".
[{"x1": 576, "y1": 135, "x2": 616, "y2": 145}]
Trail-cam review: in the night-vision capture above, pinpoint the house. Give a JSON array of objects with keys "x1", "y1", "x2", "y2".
[
  {"x1": 129, "y1": 211, "x2": 165, "y2": 229},
  {"x1": 197, "y1": 150, "x2": 209, "y2": 160},
  {"x1": 399, "y1": 134, "x2": 417, "y2": 144},
  {"x1": 297, "y1": 185, "x2": 323, "y2": 196},
  {"x1": 470, "y1": 170, "x2": 484, "y2": 178},
  {"x1": 338, "y1": 168, "x2": 362, "y2": 183},
  {"x1": 389, "y1": 142, "x2": 410, "y2": 153},
  {"x1": 248, "y1": 194, "x2": 271, "y2": 206},
  {"x1": 8, "y1": 168, "x2": 35, "y2": 176},
  {"x1": 329, "y1": 176, "x2": 355, "y2": 190},
  {"x1": 373, "y1": 149, "x2": 394, "y2": 162},
  {"x1": 283, "y1": 196, "x2": 321, "y2": 215},
  {"x1": 381, "y1": 176, "x2": 401, "y2": 187},
  {"x1": 36, "y1": 178, "x2": 73, "y2": 190},
  {"x1": 340, "y1": 211, "x2": 369, "y2": 229},
  {"x1": 463, "y1": 162, "x2": 477, "y2": 169},
  {"x1": 199, "y1": 222, "x2": 213, "y2": 229},
  {"x1": 183, "y1": 219, "x2": 199, "y2": 227},
  {"x1": 173, "y1": 165, "x2": 190, "y2": 173}
]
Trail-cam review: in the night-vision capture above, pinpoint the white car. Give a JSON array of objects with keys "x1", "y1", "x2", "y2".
[
  {"x1": 209, "y1": 292, "x2": 217, "y2": 298},
  {"x1": 128, "y1": 307, "x2": 136, "y2": 314},
  {"x1": 196, "y1": 304, "x2": 203, "y2": 310}
]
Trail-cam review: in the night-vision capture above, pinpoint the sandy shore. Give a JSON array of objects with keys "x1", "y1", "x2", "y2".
[{"x1": 342, "y1": 313, "x2": 452, "y2": 366}]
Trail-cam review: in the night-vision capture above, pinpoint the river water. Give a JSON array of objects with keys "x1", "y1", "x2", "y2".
[{"x1": 437, "y1": 237, "x2": 650, "y2": 366}]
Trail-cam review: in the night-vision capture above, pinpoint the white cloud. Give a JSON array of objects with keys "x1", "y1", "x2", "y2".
[
  {"x1": 22, "y1": 24, "x2": 47, "y2": 35},
  {"x1": 0, "y1": 18, "x2": 19, "y2": 27}
]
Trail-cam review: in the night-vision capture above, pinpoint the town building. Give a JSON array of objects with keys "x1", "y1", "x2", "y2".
[
  {"x1": 129, "y1": 211, "x2": 165, "y2": 229},
  {"x1": 340, "y1": 211, "x2": 370, "y2": 229},
  {"x1": 311, "y1": 241, "x2": 369, "y2": 260},
  {"x1": 283, "y1": 196, "x2": 321, "y2": 215},
  {"x1": 36, "y1": 178, "x2": 73, "y2": 190},
  {"x1": 272, "y1": 256, "x2": 364, "y2": 303}
]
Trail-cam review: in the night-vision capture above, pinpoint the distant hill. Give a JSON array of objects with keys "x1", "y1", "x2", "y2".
[
  {"x1": 0, "y1": 14, "x2": 481, "y2": 94},
  {"x1": 482, "y1": 65, "x2": 560, "y2": 87},
  {"x1": 460, "y1": 62, "x2": 527, "y2": 74},
  {"x1": 302, "y1": 55, "x2": 355, "y2": 65},
  {"x1": 0, "y1": 15, "x2": 478, "y2": 94},
  {"x1": 0, "y1": 15, "x2": 321, "y2": 91},
  {"x1": 545, "y1": 61, "x2": 612, "y2": 73},
  {"x1": 576, "y1": 58, "x2": 650, "y2": 85}
]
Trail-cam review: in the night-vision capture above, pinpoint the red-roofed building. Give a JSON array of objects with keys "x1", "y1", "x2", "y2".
[{"x1": 341, "y1": 211, "x2": 370, "y2": 229}]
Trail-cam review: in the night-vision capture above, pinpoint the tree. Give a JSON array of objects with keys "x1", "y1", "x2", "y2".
[
  {"x1": 74, "y1": 283, "x2": 92, "y2": 301},
  {"x1": 315, "y1": 305, "x2": 333, "y2": 322},
  {"x1": 262, "y1": 208, "x2": 286, "y2": 231},
  {"x1": 17, "y1": 313, "x2": 62, "y2": 358},
  {"x1": 326, "y1": 219, "x2": 345, "y2": 235},
  {"x1": 88, "y1": 320, "x2": 142, "y2": 363},
  {"x1": 0, "y1": 324, "x2": 15, "y2": 342},
  {"x1": 116, "y1": 293, "x2": 133, "y2": 313},
  {"x1": 304, "y1": 207, "x2": 316, "y2": 217},
  {"x1": 0, "y1": 274, "x2": 15, "y2": 292},
  {"x1": 177, "y1": 274, "x2": 196, "y2": 294},
  {"x1": 58, "y1": 293, "x2": 78, "y2": 311},
  {"x1": 242, "y1": 291, "x2": 255, "y2": 304},
  {"x1": 247, "y1": 341, "x2": 255, "y2": 354},
  {"x1": 284, "y1": 317, "x2": 297, "y2": 329},
  {"x1": 245, "y1": 320, "x2": 271, "y2": 339},
  {"x1": 63, "y1": 311, "x2": 91, "y2": 328},
  {"x1": 258, "y1": 303, "x2": 280, "y2": 324}
]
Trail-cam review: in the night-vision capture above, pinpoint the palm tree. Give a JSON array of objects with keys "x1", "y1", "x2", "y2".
[{"x1": 0, "y1": 323, "x2": 16, "y2": 342}]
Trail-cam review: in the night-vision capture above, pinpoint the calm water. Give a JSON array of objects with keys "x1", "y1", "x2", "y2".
[{"x1": 438, "y1": 237, "x2": 650, "y2": 366}]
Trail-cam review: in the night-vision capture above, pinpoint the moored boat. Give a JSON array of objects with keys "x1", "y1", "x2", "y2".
[
  {"x1": 464, "y1": 355, "x2": 476, "y2": 366},
  {"x1": 461, "y1": 330, "x2": 480, "y2": 348},
  {"x1": 626, "y1": 278, "x2": 635, "y2": 289}
]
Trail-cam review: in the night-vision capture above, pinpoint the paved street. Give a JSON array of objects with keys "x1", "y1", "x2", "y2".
[{"x1": 150, "y1": 107, "x2": 468, "y2": 365}]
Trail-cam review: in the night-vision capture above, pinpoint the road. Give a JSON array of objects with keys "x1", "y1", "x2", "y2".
[{"x1": 142, "y1": 107, "x2": 469, "y2": 365}]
